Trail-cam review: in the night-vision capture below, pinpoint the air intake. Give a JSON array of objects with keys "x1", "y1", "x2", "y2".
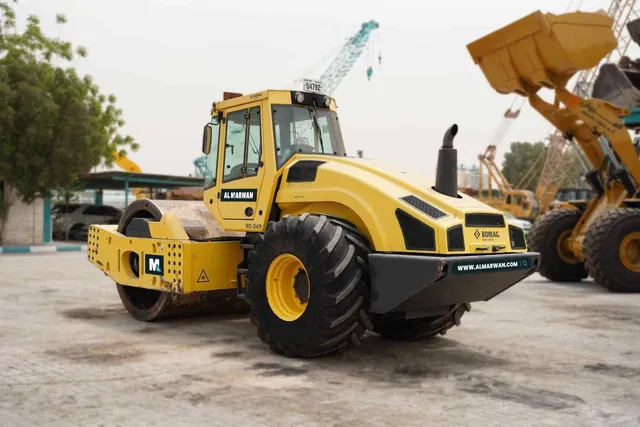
[{"x1": 401, "y1": 195, "x2": 447, "y2": 219}]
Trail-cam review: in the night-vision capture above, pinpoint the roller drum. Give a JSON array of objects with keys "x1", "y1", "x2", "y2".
[{"x1": 115, "y1": 199, "x2": 248, "y2": 322}]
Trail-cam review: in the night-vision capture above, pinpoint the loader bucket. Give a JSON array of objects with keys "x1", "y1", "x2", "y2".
[
  {"x1": 466, "y1": 10, "x2": 617, "y2": 95},
  {"x1": 627, "y1": 17, "x2": 640, "y2": 46},
  {"x1": 591, "y1": 63, "x2": 640, "y2": 110}
]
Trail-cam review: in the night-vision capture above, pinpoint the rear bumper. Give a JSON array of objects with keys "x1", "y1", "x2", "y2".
[{"x1": 367, "y1": 252, "x2": 540, "y2": 317}]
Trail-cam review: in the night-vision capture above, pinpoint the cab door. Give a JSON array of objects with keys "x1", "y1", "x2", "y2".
[{"x1": 217, "y1": 103, "x2": 264, "y2": 220}]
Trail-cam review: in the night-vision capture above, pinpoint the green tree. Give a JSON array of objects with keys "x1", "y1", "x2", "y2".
[
  {"x1": 0, "y1": 1, "x2": 138, "y2": 241},
  {"x1": 501, "y1": 141, "x2": 547, "y2": 192}
]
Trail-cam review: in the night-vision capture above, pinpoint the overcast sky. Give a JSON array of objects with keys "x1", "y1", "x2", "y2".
[{"x1": 12, "y1": 0, "x2": 640, "y2": 180}]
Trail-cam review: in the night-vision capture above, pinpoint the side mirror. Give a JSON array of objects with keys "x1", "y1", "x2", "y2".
[{"x1": 202, "y1": 124, "x2": 213, "y2": 154}]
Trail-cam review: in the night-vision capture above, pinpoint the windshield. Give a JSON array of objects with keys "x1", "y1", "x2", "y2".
[{"x1": 272, "y1": 105, "x2": 345, "y2": 169}]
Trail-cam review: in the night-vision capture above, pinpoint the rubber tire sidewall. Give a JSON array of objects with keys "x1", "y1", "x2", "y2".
[
  {"x1": 246, "y1": 215, "x2": 369, "y2": 357},
  {"x1": 528, "y1": 208, "x2": 587, "y2": 282},
  {"x1": 584, "y1": 208, "x2": 640, "y2": 292}
]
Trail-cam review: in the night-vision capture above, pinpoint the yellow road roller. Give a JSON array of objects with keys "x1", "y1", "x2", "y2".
[{"x1": 87, "y1": 89, "x2": 539, "y2": 358}]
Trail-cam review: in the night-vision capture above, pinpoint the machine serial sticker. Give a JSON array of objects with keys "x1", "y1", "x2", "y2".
[
  {"x1": 220, "y1": 189, "x2": 257, "y2": 202},
  {"x1": 451, "y1": 258, "x2": 531, "y2": 274},
  {"x1": 144, "y1": 254, "x2": 164, "y2": 276}
]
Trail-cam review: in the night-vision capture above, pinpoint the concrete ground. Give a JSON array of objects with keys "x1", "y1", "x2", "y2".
[{"x1": 1, "y1": 252, "x2": 640, "y2": 427}]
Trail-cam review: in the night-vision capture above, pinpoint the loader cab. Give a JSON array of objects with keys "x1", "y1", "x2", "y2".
[
  {"x1": 504, "y1": 190, "x2": 538, "y2": 220},
  {"x1": 200, "y1": 90, "x2": 346, "y2": 232}
]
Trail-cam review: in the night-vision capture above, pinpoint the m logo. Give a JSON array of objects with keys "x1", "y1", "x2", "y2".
[{"x1": 144, "y1": 254, "x2": 164, "y2": 276}]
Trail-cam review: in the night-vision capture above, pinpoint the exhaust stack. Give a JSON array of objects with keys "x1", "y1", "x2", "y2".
[{"x1": 434, "y1": 124, "x2": 458, "y2": 198}]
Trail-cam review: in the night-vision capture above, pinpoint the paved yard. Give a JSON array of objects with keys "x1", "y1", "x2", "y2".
[{"x1": 1, "y1": 252, "x2": 640, "y2": 426}]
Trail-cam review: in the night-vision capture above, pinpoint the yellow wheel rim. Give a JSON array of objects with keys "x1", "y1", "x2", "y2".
[
  {"x1": 266, "y1": 253, "x2": 310, "y2": 322},
  {"x1": 556, "y1": 229, "x2": 579, "y2": 264},
  {"x1": 619, "y1": 232, "x2": 640, "y2": 273}
]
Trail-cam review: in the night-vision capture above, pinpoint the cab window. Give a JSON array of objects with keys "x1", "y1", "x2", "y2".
[
  {"x1": 514, "y1": 195, "x2": 523, "y2": 206},
  {"x1": 272, "y1": 104, "x2": 344, "y2": 169},
  {"x1": 222, "y1": 107, "x2": 262, "y2": 183},
  {"x1": 204, "y1": 121, "x2": 221, "y2": 189},
  {"x1": 246, "y1": 107, "x2": 261, "y2": 178}
]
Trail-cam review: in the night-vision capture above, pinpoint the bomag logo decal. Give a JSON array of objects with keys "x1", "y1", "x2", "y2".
[
  {"x1": 474, "y1": 229, "x2": 500, "y2": 239},
  {"x1": 220, "y1": 189, "x2": 257, "y2": 202}
]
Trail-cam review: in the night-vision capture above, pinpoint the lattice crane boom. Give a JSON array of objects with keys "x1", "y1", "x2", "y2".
[{"x1": 318, "y1": 20, "x2": 380, "y2": 95}]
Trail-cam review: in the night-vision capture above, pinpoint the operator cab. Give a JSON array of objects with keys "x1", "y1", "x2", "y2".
[
  {"x1": 200, "y1": 90, "x2": 346, "y2": 227},
  {"x1": 504, "y1": 189, "x2": 539, "y2": 219}
]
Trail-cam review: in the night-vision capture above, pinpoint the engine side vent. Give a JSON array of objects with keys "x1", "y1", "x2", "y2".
[
  {"x1": 447, "y1": 225, "x2": 465, "y2": 251},
  {"x1": 465, "y1": 213, "x2": 505, "y2": 228},
  {"x1": 400, "y1": 195, "x2": 447, "y2": 219},
  {"x1": 509, "y1": 225, "x2": 527, "y2": 249},
  {"x1": 395, "y1": 209, "x2": 436, "y2": 251},
  {"x1": 286, "y1": 160, "x2": 326, "y2": 183}
]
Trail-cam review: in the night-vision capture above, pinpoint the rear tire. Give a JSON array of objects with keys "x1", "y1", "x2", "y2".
[
  {"x1": 246, "y1": 214, "x2": 372, "y2": 358},
  {"x1": 371, "y1": 304, "x2": 471, "y2": 341},
  {"x1": 527, "y1": 208, "x2": 587, "y2": 282},
  {"x1": 584, "y1": 208, "x2": 640, "y2": 292}
]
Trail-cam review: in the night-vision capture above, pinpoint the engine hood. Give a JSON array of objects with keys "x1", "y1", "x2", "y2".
[
  {"x1": 277, "y1": 155, "x2": 523, "y2": 254},
  {"x1": 294, "y1": 155, "x2": 503, "y2": 212}
]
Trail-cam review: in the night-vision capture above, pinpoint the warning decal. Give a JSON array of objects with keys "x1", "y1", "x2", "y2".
[{"x1": 197, "y1": 270, "x2": 209, "y2": 283}]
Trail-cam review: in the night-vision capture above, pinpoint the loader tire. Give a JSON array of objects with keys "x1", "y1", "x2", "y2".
[
  {"x1": 527, "y1": 208, "x2": 587, "y2": 282},
  {"x1": 246, "y1": 214, "x2": 372, "y2": 358},
  {"x1": 371, "y1": 303, "x2": 471, "y2": 341},
  {"x1": 584, "y1": 208, "x2": 640, "y2": 292}
]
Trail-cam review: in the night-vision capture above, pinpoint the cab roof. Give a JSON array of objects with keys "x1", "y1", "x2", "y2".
[{"x1": 212, "y1": 89, "x2": 337, "y2": 113}]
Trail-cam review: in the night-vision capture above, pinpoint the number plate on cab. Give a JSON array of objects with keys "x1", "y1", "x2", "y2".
[{"x1": 303, "y1": 79, "x2": 324, "y2": 94}]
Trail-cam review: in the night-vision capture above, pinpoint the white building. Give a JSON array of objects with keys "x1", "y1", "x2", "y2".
[{"x1": 1, "y1": 182, "x2": 47, "y2": 245}]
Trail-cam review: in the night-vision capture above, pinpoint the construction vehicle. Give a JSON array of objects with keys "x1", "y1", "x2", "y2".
[
  {"x1": 468, "y1": 9, "x2": 640, "y2": 292},
  {"x1": 474, "y1": 145, "x2": 540, "y2": 221},
  {"x1": 86, "y1": 89, "x2": 539, "y2": 358}
]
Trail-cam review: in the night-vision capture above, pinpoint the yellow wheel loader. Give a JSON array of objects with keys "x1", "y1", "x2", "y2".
[
  {"x1": 88, "y1": 89, "x2": 539, "y2": 358},
  {"x1": 467, "y1": 10, "x2": 640, "y2": 291}
]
